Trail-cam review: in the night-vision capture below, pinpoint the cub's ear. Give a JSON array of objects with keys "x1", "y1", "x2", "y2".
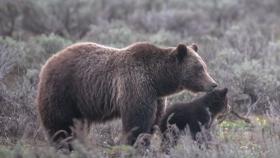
[
  {"x1": 220, "y1": 88, "x2": 228, "y2": 97},
  {"x1": 174, "y1": 44, "x2": 187, "y2": 62},
  {"x1": 191, "y1": 43, "x2": 198, "y2": 52}
]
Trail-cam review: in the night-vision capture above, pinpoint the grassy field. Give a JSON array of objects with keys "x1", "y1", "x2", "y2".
[
  {"x1": 0, "y1": 0, "x2": 280, "y2": 157},
  {"x1": 0, "y1": 116, "x2": 279, "y2": 158}
]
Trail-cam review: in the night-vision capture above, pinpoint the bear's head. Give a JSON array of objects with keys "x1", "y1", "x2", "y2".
[
  {"x1": 206, "y1": 88, "x2": 230, "y2": 115},
  {"x1": 172, "y1": 43, "x2": 217, "y2": 92}
]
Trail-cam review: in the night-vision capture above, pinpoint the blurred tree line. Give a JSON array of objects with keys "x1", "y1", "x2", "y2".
[{"x1": 1, "y1": 0, "x2": 279, "y2": 41}]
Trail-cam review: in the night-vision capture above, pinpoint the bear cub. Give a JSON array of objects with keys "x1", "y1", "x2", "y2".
[{"x1": 160, "y1": 88, "x2": 229, "y2": 144}]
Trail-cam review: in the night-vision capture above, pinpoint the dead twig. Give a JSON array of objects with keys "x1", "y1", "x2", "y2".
[
  {"x1": 217, "y1": 109, "x2": 251, "y2": 124},
  {"x1": 230, "y1": 110, "x2": 251, "y2": 124}
]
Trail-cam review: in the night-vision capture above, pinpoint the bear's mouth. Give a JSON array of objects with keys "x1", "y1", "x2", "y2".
[
  {"x1": 189, "y1": 85, "x2": 205, "y2": 93},
  {"x1": 178, "y1": 85, "x2": 185, "y2": 90}
]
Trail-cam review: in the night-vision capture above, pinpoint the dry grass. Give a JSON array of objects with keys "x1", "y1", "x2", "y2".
[{"x1": 0, "y1": 116, "x2": 279, "y2": 158}]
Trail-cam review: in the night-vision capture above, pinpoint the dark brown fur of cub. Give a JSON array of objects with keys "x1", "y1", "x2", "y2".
[{"x1": 160, "y1": 88, "x2": 229, "y2": 143}]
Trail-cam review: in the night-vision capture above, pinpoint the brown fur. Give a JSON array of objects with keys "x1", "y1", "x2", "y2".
[
  {"x1": 160, "y1": 88, "x2": 229, "y2": 149},
  {"x1": 36, "y1": 42, "x2": 217, "y2": 148}
]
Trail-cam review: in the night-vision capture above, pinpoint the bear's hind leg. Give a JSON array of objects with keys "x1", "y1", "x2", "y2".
[
  {"x1": 47, "y1": 121, "x2": 74, "y2": 151},
  {"x1": 43, "y1": 103, "x2": 82, "y2": 151}
]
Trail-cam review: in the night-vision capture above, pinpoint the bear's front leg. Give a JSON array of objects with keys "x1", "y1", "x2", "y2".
[
  {"x1": 189, "y1": 121, "x2": 202, "y2": 141},
  {"x1": 121, "y1": 101, "x2": 157, "y2": 145},
  {"x1": 153, "y1": 98, "x2": 166, "y2": 127}
]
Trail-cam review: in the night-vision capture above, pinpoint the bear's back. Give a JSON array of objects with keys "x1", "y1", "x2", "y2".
[{"x1": 39, "y1": 42, "x2": 122, "y2": 79}]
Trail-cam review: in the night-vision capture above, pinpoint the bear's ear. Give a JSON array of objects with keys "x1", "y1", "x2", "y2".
[
  {"x1": 220, "y1": 88, "x2": 228, "y2": 97},
  {"x1": 175, "y1": 44, "x2": 187, "y2": 62},
  {"x1": 191, "y1": 43, "x2": 198, "y2": 52}
]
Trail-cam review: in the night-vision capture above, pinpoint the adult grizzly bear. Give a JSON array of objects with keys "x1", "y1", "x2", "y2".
[{"x1": 36, "y1": 42, "x2": 217, "y2": 148}]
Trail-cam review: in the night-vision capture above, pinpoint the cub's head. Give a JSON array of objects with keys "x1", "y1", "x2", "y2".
[
  {"x1": 172, "y1": 43, "x2": 217, "y2": 92},
  {"x1": 207, "y1": 88, "x2": 230, "y2": 115}
]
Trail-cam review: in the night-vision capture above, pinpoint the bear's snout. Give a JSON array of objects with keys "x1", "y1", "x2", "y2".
[
  {"x1": 209, "y1": 83, "x2": 218, "y2": 90},
  {"x1": 204, "y1": 82, "x2": 218, "y2": 92}
]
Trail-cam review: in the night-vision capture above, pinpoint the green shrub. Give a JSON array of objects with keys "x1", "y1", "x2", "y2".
[{"x1": 83, "y1": 21, "x2": 143, "y2": 47}]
